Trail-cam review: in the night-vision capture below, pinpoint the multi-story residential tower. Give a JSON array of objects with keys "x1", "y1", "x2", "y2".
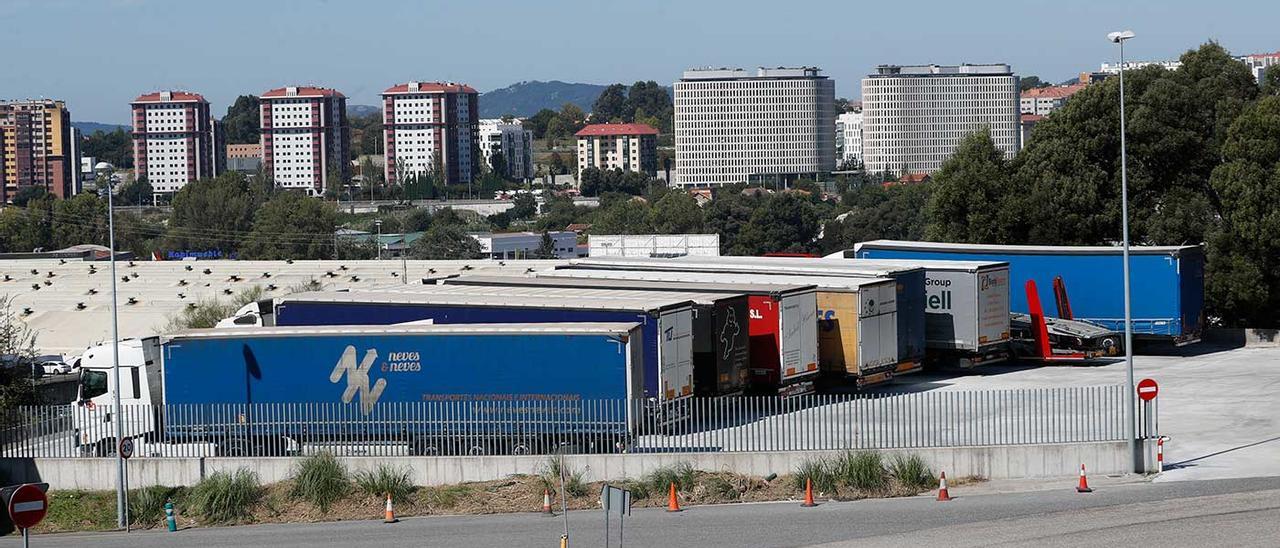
[
  {"x1": 382, "y1": 81, "x2": 479, "y2": 186},
  {"x1": 674, "y1": 67, "x2": 835, "y2": 187},
  {"x1": 862, "y1": 64, "x2": 1020, "y2": 175},
  {"x1": 574, "y1": 123, "x2": 658, "y2": 178},
  {"x1": 836, "y1": 109, "x2": 864, "y2": 167},
  {"x1": 478, "y1": 118, "x2": 533, "y2": 180},
  {"x1": 0, "y1": 99, "x2": 74, "y2": 201},
  {"x1": 131, "y1": 91, "x2": 222, "y2": 193},
  {"x1": 259, "y1": 86, "x2": 349, "y2": 195}
]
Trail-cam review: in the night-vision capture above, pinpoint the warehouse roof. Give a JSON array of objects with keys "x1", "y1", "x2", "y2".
[
  {"x1": 571, "y1": 255, "x2": 924, "y2": 277},
  {"x1": 284, "y1": 288, "x2": 697, "y2": 312},
  {"x1": 363, "y1": 282, "x2": 740, "y2": 306},
  {"x1": 854, "y1": 240, "x2": 1202, "y2": 256},
  {"x1": 542, "y1": 268, "x2": 895, "y2": 292},
  {"x1": 443, "y1": 274, "x2": 817, "y2": 296},
  {"x1": 171, "y1": 322, "x2": 640, "y2": 341}
]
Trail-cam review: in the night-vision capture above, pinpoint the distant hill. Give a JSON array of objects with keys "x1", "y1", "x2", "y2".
[
  {"x1": 72, "y1": 122, "x2": 129, "y2": 135},
  {"x1": 478, "y1": 81, "x2": 610, "y2": 118},
  {"x1": 347, "y1": 104, "x2": 380, "y2": 118}
]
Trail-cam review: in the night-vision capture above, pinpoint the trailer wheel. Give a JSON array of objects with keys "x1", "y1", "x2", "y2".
[
  {"x1": 509, "y1": 441, "x2": 533, "y2": 455},
  {"x1": 88, "y1": 438, "x2": 116, "y2": 457},
  {"x1": 216, "y1": 438, "x2": 252, "y2": 457},
  {"x1": 466, "y1": 444, "x2": 488, "y2": 456},
  {"x1": 409, "y1": 438, "x2": 441, "y2": 456}
]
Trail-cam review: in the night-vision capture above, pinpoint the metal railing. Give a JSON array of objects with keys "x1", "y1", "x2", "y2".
[{"x1": 0, "y1": 385, "x2": 1132, "y2": 458}]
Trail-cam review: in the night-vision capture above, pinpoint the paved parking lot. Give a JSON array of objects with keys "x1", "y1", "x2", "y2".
[{"x1": 888, "y1": 344, "x2": 1280, "y2": 481}]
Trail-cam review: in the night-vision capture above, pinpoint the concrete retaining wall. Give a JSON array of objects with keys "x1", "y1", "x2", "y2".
[
  {"x1": 1205, "y1": 328, "x2": 1280, "y2": 347},
  {"x1": 0, "y1": 441, "x2": 1131, "y2": 491}
]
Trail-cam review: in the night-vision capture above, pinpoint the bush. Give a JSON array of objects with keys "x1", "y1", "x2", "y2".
[
  {"x1": 540, "y1": 456, "x2": 588, "y2": 498},
  {"x1": 888, "y1": 454, "x2": 935, "y2": 492},
  {"x1": 188, "y1": 469, "x2": 261, "y2": 524},
  {"x1": 701, "y1": 475, "x2": 740, "y2": 501},
  {"x1": 290, "y1": 452, "x2": 350, "y2": 513},
  {"x1": 642, "y1": 462, "x2": 696, "y2": 494},
  {"x1": 833, "y1": 451, "x2": 888, "y2": 493},
  {"x1": 129, "y1": 485, "x2": 183, "y2": 528},
  {"x1": 353, "y1": 464, "x2": 415, "y2": 505},
  {"x1": 792, "y1": 457, "x2": 837, "y2": 492}
]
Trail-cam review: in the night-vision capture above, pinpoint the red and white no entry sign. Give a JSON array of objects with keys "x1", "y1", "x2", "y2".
[
  {"x1": 8, "y1": 483, "x2": 49, "y2": 530},
  {"x1": 1137, "y1": 378, "x2": 1159, "y2": 401}
]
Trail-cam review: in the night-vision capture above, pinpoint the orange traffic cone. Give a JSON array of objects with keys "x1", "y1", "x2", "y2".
[
  {"x1": 542, "y1": 489, "x2": 554, "y2": 515},
  {"x1": 383, "y1": 493, "x2": 398, "y2": 523},
  {"x1": 801, "y1": 477, "x2": 817, "y2": 507},
  {"x1": 666, "y1": 482, "x2": 682, "y2": 512},
  {"x1": 1076, "y1": 464, "x2": 1093, "y2": 493},
  {"x1": 936, "y1": 471, "x2": 952, "y2": 502}
]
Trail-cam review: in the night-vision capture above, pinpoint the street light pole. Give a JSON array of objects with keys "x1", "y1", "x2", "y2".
[
  {"x1": 102, "y1": 169, "x2": 126, "y2": 527},
  {"x1": 1108, "y1": 29, "x2": 1138, "y2": 472},
  {"x1": 375, "y1": 219, "x2": 383, "y2": 261}
]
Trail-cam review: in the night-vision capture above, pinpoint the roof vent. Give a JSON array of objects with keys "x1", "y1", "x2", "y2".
[
  {"x1": 286, "y1": 86, "x2": 298, "y2": 97},
  {"x1": 408, "y1": 82, "x2": 420, "y2": 92},
  {"x1": 160, "y1": 91, "x2": 172, "y2": 101}
]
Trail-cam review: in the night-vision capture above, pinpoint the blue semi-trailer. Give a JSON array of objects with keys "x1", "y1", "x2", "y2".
[
  {"x1": 72, "y1": 323, "x2": 645, "y2": 456},
  {"x1": 853, "y1": 240, "x2": 1205, "y2": 344}
]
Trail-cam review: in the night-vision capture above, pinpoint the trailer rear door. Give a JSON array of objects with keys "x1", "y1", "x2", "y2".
[
  {"x1": 976, "y1": 267, "x2": 1011, "y2": 348},
  {"x1": 780, "y1": 292, "x2": 818, "y2": 381},
  {"x1": 859, "y1": 281, "x2": 899, "y2": 372},
  {"x1": 658, "y1": 308, "x2": 695, "y2": 400}
]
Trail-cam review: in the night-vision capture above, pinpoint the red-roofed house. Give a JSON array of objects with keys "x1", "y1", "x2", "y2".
[
  {"x1": 259, "y1": 86, "x2": 350, "y2": 195},
  {"x1": 1020, "y1": 83, "x2": 1089, "y2": 116},
  {"x1": 574, "y1": 123, "x2": 658, "y2": 179},
  {"x1": 382, "y1": 81, "x2": 479, "y2": 186},
  {"x1": 131, "y1": 90, "x2": 223, "y2": 193}
]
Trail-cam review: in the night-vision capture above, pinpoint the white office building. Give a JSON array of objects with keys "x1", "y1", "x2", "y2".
[
  {"x1": 472, "y1": 231, "x2": 579, "y2": 259},
  {"x1": 861, "y1": 64, "x2": 1020, "y2": 175},
  {"x1": 673, "y1": 67, "x2": 836, "y2": 187},
  {"x1": 478, "y1": 119, "x2": 533, "y2": 180},
  {"x1": 836, "y1": 110, "x2": 863, "y2": 167}
]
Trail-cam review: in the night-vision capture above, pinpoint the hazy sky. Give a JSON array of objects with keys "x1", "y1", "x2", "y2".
[{"x1": 2, "y1": 0, "x2": 1276, "y2": 123}]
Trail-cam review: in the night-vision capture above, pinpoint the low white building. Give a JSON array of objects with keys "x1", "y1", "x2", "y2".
[
  {"x1": 588, "y1": 234, "x2": 721, "y2": 257},
  {"x1": 473, "y1": 231, "x2": 579, "y2": 259},
  {"x1": 836, "y1": 110, "x2": 863, "y2": 167},
  {"x1": 478, "y1": 119, "x2": 534, "y2": 180}
]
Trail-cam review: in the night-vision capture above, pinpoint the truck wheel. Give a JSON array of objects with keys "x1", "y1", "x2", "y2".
[
  {"x1": 409, "y1": 438, "x2": 440, "y2": 456},
  {"x1": 509, "y1": 441, "x2": 534, "y2": 455},
  {"x1": 90, "y1": 439, "x2": 116, "y2": 457},
  {"x1": 466, "y1": 443, "x2": 488, "y2": 456},
  {"x1": 216, "y1": 438, "x2": 252, "y2": 457}
]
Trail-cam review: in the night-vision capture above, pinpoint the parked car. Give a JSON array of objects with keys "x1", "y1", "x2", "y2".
[{"x1": 37, "y1": 356, "x2": 73, "y2": 375}]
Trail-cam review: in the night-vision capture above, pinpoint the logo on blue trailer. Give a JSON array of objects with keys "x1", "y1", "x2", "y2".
[{"x1": 330, "y1": 346, "x2": 388, "y2": 415}]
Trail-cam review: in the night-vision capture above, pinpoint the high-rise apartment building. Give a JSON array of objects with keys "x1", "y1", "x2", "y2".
[
  {"x1": 478, "y1": 119, "x2": 533, "y2": 180},
  {"x1": 382, "y1": 81, "x2": 479, "y2": 186},
  {"x1": 674, "y1": 67, "x2": 835, "y2": 187},
  {"x1": 0, "y1": 99, "x2": 74, "y2": 201},
  {"x1": 259, "y1": 86, "x2": 350, "y2": 195},
  {"x1": 862, "y1": 64, "x2": 1020, "y2": 175},
  {"x1": 575, "y1": 123, "x2": 659, "y2": 178},
  {"x1": 836, "y1": 110, "x2": 863, "y2": 167},
  {"x1": 131, "y1": 91, "x2": 223, "y2": 193}
]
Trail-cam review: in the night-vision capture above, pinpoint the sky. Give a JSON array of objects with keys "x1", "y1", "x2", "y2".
[{"x1": 2, "y1": 0, "x2": 1277, "y2": 123}]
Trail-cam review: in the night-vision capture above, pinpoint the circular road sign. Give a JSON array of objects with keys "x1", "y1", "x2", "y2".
[
  {"x1": 8, "y1": 483, "x2": 48, "y2": 530},
  {"x1": 1137, "y1": 378, "x2": 1159, "y2": 401},
  {"x1": 119, "y1": 437, "x2": 134, "y2": 459}
]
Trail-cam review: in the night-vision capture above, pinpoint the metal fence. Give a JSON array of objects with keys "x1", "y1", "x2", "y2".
[{"x1": 0, "y1": 385, "x2": 1136, "y2": 458}]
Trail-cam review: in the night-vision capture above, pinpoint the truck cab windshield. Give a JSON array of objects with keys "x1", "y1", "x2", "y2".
[{"x1": 80, "y1": 369, "x2": 108, "y2": 400}]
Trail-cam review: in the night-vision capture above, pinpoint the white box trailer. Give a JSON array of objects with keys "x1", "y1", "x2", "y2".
[
  {"x1": 540, "y1": 268, "x2": 900, "y2": 388},
  {"x1": 825, "y1": 251, "x2": 1012, "y2": 367}
]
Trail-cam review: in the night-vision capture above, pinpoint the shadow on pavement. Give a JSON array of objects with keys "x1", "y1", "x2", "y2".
[{"x1": 1169, "y1": 435, "x2": 1280, "y2": 467}]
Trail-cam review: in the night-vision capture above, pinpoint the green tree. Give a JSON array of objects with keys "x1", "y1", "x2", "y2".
[
  {"x1": 240, "y1": 192, "x2": 336, "y2": 260},
  {"x1": 590, "y1": 198, "x2": 651, "y2": 234},
  {"x1": 1261, "y1": 68, "x2": 1280, "y2": 96},
  {"x1": 82, "y1": 129, "x2": 133, "y2": 169},
  {"x1": 10, "y1": 187, "x2": 48, "y2": 207},
  {"x1": 407, "y1": 225, "x2": 482, "y2": 259},
  {"x1": 0, "y1": 197, "x2": 53, "y2": 252},
  {"x1": 1018, "y1": 76, "x2": 1051, "y2": 91},
  {"x1": 821, "y1": 183, "x2": 930, "y2": 253},
  {"x1": 703, "y1": 190, "x2": 759, "y2": 254},
  {"x1": 52, "y1": 193, "x2": 108, "y2": 248},
  {"x1": 509, "y1": 193, "x2": 538, "y2": 220},
  {"x1": 114, "y1": 176, "x2": 153, "y2": 206},
  {"x1": 525, "y1": 109, "x2": 558, "y2": 139},
  {"x1": 534, "y1": 231, "x2": 556, "y2": 258},
  {"x1": 733, "y1": 193, "x2": 819, "y2": 255},
  {"x1": 924, "y1": 130, "x2": 1018, "y2": 243},
  {"x1": 591, "y1": 84, "x2": 629, "y2": 123},
  {"x1": 488, "y1": 149, "x2": 508, "y2": 180},
  {"x1": 648, "y1": 191, "x2": 703, "y2": 234},
  {"x1": 222, "y1": 95, "x2": 261, "y2": 144},
  {"x1": 166, "y1": 173, "x2": 263, "y2": 253}
]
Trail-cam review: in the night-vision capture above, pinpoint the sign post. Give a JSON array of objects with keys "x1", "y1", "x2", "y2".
[
  {"x1": 119, "y1": 438, "x2": 133, "y2": 531},
  {"x1": 1137, "y1": 378, "x2": 1158, "y2": 401},
  {"x1": 1137, "y1": 378, "x2": 1160, "y2": 471},
  {"x1": 5, "y1": 483, "x2": 50, "y2": 548},
  {"x1": 600, "y1": 484, "x2": 632, "y2": 548}
]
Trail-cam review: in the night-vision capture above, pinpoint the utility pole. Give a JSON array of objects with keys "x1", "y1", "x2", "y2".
[
  {"x1": 1108, "y1": 29, "x2": 1139, "y2": 472},
  {"x1": 102, "y1": 168, "x2": 126, "y2": 528}
]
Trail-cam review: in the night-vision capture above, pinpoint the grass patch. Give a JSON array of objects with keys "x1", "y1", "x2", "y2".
[
  {"x1": 422, "y1": 484, "x2": 475, "y2": 509},
  {"x1": 188, "y1": 469, "x2": 262, "y2": 524},
  {"x1": 832, "y1": 451, "x2": 889, "y2": 493},
  {"x1": 353, "y1": 464, "x2": 415, "y2": 506},
  {"x1": 641, "y1": 462, "x2": 696, "y2": 494},
  {"x1": 792, "y1": 457, "x2": 837, "y2": 492},
  {"x1": 700, "y1": 475, "x2": 741, "y2": 501},
  {"x1": 129, "y1": 485, "x2": 185, "y2": 528},
  {"x1": 540, "y1": 456, "x2": 588, "y2": 497},
  {"x1": 888, "y1": 454, "x2": 936, "y2": 492},
  {"x1": 39, "y1": 490, "x2": 117, "y2": 533},
  {"x1": 290, "y1": 452, "x2": 350, "y2": 513}
]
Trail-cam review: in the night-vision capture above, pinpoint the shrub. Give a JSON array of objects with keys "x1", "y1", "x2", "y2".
[
  {"x1": 540, "y1": 456, "x2": 588, "y2": 497},
  {"x1": 792, "y1": 457, "x2": 837, "y2": 492},
  {"x1": 888, "y1": 454, "x2": 935, "y2": 492},
  {"x1": 353, "y1": 464, "x2": 415, "y2": 505},
  {"x1": 290, "y1": 451, "x2": 350, "y2": 513},
  {"x1": 188, "y1": 469, "x2": 261, "y2": 524},
  {"x1": 701, "y1": 476, "x2": 741, "y2": 501},
  {"x1": 833, "y1": 451, "x2": 888, "y2": 493},
  {"x1": 643, "y1": 462, "x2": 696, "y2": 494},
  {"x1": 129, "y1": 485, "x2": 183, "y2": 528}
]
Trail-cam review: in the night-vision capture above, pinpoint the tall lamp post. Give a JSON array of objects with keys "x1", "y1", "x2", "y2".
[
  {"x1": 98, "y1": 168, "x2": 126, "y2": 527},
  {"x1": 1108, "y1": 29, "x2": 1138, "y2": 471},
  {"x1": 374, "y1": 219, "x2": 383, "y2": 260}
]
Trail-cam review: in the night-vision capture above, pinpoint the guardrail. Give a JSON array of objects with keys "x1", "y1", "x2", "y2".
[{"x1": 1, "y1": 385, "x2": 1133, "y2": 458}]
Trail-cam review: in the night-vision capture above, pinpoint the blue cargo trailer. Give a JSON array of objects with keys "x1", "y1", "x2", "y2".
[
  {"x1": 853, "y1": 240, "x2": 1205, "y2": 344},
  {"x1": 73, "y1": 323, "x2": 644, "y2": 456},
  {"x1": 270, "y1": 290, "x2": 697, "y2": 404},
  {"x1": 566, "y1": 256, "x2": 928, "y2": 377}
]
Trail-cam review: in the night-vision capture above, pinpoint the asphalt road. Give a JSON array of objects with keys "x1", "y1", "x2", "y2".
[{"x1": 18, "y1": 476, "x2": 1280, "y2": 547}]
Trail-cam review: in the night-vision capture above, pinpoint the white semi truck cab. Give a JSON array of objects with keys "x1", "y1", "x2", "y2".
[{"x1": 72, "y1": 337, "x2": 162, "y2": 455}]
